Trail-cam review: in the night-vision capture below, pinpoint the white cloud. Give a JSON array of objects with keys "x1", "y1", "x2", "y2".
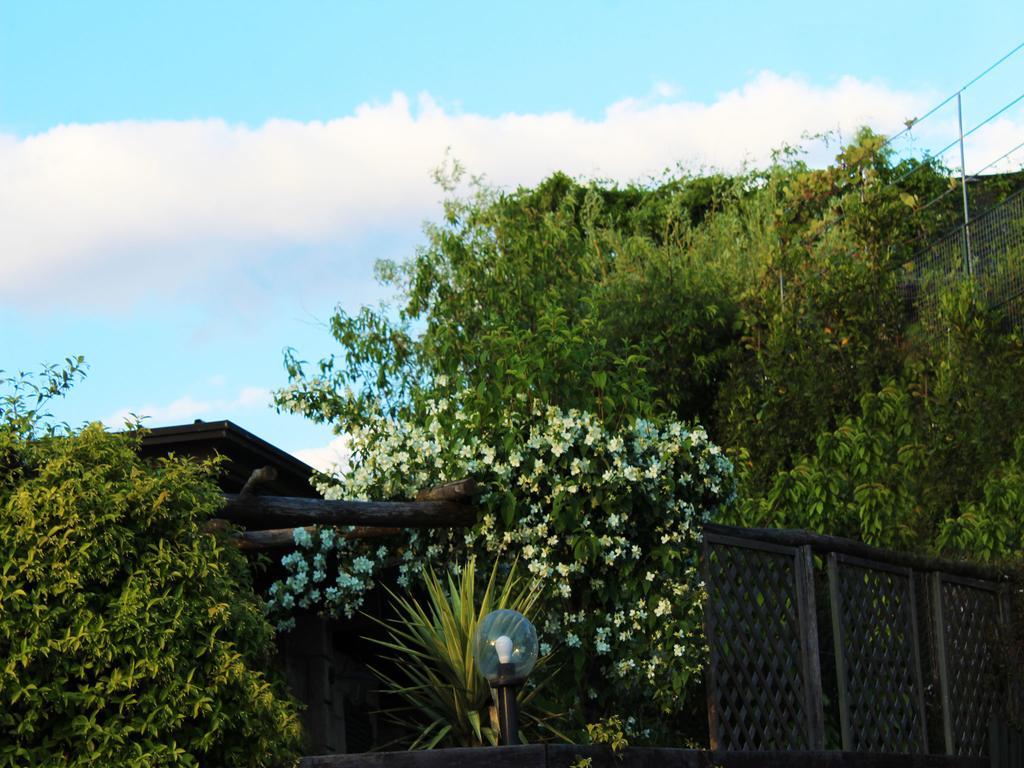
[
  {"x1": 292, "y1": 435, "x2": 351, "y2": 475},
  {"x1": 105, "y1": 395, "x2": 214, "y2": 427},
  {"x1": 961, "y1": 117, "x2": 1024, "y2": 173},
  {"x1": 104, "y1": 386, "x2": 271, "y2": 427},
  {"x1": 235, "y1": 386, "x2": 272, "y2": 409},
  {"x1": 2, "y1": 72, "x2": 1018, "y2": 311}
]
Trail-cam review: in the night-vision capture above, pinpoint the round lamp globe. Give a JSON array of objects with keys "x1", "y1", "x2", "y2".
[{"x1": 473, "y1": 609, "x2": 539, "y2": 684}]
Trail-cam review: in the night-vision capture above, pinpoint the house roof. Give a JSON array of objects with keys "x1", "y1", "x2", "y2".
[{"x1": 138, "y1": 419, "x2": 320, "y2": 498}]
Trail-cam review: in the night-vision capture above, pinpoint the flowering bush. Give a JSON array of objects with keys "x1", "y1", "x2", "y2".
[{"x1": 268, "y1": 389, "x2": 733, "y2": 735}]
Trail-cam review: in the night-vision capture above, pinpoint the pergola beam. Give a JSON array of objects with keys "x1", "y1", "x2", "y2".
[
  {"x1": 220, "y1": 494, "x2": 477, "y2": 529},
  {"x1": 209, "y1": 472, "x2": 480, "y2": 552},
  {"x1": 231, "y1": 525, "x2": 402, "y2": 551}
]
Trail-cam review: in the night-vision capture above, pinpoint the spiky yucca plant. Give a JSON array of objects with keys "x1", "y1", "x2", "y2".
[{"x1": 367, "y1": 558, "x2": 564, "y2": 748}]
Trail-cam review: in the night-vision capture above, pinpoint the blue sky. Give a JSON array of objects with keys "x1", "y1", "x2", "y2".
[{"x1": 2, "y1": 1, "x2": 1023, "y2": 470}]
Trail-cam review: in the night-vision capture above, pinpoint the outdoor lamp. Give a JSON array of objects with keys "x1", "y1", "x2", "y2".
[{"x1": 473, "y1": 609, "x2": 538, "y2": 746}]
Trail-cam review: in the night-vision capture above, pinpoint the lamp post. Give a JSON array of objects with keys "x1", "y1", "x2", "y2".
[{"x1": 473, "y1": 609, "x2": 538, "y2": 746}]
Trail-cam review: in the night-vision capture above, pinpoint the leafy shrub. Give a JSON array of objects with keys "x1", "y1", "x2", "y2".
[
  {"x1": 734, "y1": 282, "x2": 1024, "y2": 562},
  {"x1": 718, "y1": 135, "x2": 938, "y2": 495},
  {"x1": 734, "y1": 382, "x2": 928, "y2": 549},
  {"x1": 0, "y1": 369, "x2": 301, "y2": 767},
  {"x1": 277, "y1": 166, "x2": 758, "y2": 439},
  {"x1": 585, "y1": 715, "x2": 629, "y2": 752},
  {"x1": 936, "y1": 432, "x2": 1024, "y2": 562}
]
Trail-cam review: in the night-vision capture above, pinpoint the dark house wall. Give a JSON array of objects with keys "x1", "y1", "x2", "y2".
[{"x1": 139, "y1": 419, "x2": 377, "y2": 755}]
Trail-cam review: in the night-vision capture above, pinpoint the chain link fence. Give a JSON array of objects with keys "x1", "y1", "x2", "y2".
[{"x1": 906, "y1": 187, "x2": 1024, "y2": 328}]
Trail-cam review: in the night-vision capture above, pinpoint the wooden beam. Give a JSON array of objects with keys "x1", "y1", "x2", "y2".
[
  {"x1": 415, "y1": 477, "x2": 480, "y2": 502},
  {"x1": 220, "y1": 493, "x2": 476, "y2": 529},
  {"x1": 232, "y1": 525, "x2": 402, "y2": 551},
  {"x1": 210, "y1": 477, "x2": 480, "y2": 550}
]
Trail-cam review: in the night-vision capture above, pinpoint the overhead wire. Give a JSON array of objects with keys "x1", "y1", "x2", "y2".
[
  {"x1": 764, "y1": 40, "x2": 1024, "y2": 306},
  {"x1": 889, "y1": 89, "x2": 1024, "y2": 188},
  {"x1": 787, "y1": 44, "x2": 1024, "y2": 256},
  {"x1": 788, "y1": 71, "x2": 1024, "y2": 289},
  {"x1": 914, "y1": 138, "x2": 1024, "y2": 217},
  {"x1": 877, "y1": 40, "x2": 1024, "y2": 152}
]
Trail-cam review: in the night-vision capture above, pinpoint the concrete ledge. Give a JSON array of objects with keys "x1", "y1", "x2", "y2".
[{"x1": 301, "y1": 745, "x2": 990, "y2": 768}]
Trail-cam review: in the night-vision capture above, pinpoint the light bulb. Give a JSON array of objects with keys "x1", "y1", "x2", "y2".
[{"x1": 494, "y1": 634, "x2": 513, "y2": 664}]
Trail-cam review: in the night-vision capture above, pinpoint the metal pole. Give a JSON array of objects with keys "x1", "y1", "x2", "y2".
[
  {"x1": 494, "y1": 683, "x2": 520, "y2": 745},
  {"x1": 957, "y1": 92, "x2": 973, "y2": 276}
]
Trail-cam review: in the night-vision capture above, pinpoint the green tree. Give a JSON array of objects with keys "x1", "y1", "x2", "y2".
[
  {"x1": 279, "y1": 167, "x2": 757, "y2": 437},
  {"x1": 275, "y1": 132, "x2": 1024, "y2": 742},
  {"x1": 718, "y1": 133, "x2": 958, "y2": 494},
  {"x1": 0, "y1": 366, "x2": 302, "y2": 767}
]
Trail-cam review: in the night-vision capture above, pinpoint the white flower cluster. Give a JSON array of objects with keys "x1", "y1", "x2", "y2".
[
  {"x1": 265, "y1": 526, "x2": 390, "y2": 628},
  {"x1": 266, "y1": 391, "x2": 734, "y2": 713}
]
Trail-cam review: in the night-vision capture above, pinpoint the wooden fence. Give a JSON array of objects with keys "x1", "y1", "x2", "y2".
[{"x1": 702, "y1": 524, "x2": 1020, "y2": 761}]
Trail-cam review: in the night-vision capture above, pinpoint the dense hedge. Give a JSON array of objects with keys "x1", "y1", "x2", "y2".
[{"x1": 0, "y1": 371, "x2": 302, "y2": 767}]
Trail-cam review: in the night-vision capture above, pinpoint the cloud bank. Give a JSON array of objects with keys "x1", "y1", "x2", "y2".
[
  {"x1": 104, "y1": 386, "x2": 271, "y2": 427},
  {"x1": 293, "y1": 435, "x2": 352, "y2": 475},
  {"x1": 3, "y1": 72, "x2": 1018, "y2": 311}
]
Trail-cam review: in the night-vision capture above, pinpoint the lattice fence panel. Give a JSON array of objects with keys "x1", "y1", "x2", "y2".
[
  {"x1": 828, "y1": 555, "x2": 927, "y2": 753},
  {"x1": 934, "y1": 574, "x2": 1006, "y2": 756},
  {"x1": 703, "y1": 534, "x2": 823, "y2": 751}
]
